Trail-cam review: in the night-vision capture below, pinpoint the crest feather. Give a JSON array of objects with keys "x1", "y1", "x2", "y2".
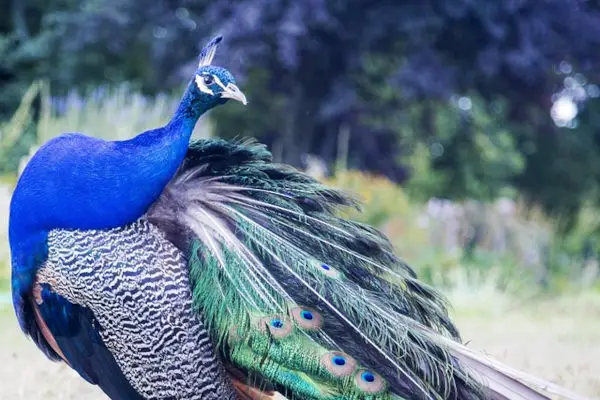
[{"x1": 199, "y1": 35, "x2": 223, "y2": 67}]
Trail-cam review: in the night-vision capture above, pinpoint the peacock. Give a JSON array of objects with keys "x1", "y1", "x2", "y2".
[{"x1": 8, "y1": 36, "x2": 586, "y2": 400}]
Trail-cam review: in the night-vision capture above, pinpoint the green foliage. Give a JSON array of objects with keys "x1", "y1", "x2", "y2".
[
  {"x1": 0, "y1": 0, "x2": 214, "y2": 121},
  {"x1": 0, "y1": 183, "x2": 10, "y2": 287},
  {"x1": 324, "y1": 170, "x2": 558, "y2": 290},
  {"x1": 0, "y1": 258, "x2": 8, "y2": 288},
  {"x1": 393, "y1": 96, "x2": 525, "y2": 201},
  {"x1": 323, "y1": 170, "x2": 413, "y2": 227},
  {"x1": 516, "y1": 98, "x2": 600, "y2": 226},
  {"x1": 0, "y1": 81, "x2": 42, "y2": 173},
  {"x1": 208, "y1": 68, "x2": 288, "y2": 152},
  {"x1": 430, "y1": 97, "x2": 524, "y2": 200}
]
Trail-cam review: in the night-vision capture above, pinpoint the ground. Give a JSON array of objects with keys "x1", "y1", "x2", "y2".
[{"x1": 0, "y1": 291, "x2": 598, "y2": 399}]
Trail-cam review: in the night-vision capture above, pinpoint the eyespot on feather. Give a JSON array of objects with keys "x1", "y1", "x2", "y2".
[
  {"x1": 291, "y1": 306, "x2": 323, "y2": 331},
  {"x1": 316, "y1": 262, "x2": 341, "y2": 278},
  {"x1": 258, "y1": 316, "x2": 293, "y2": 339},
  {"x1": 354, "y1": 369, "x2": 386, "y2": 394},
  {"x1": 320, "y1": 352, "x2": 357, "y2": 377}
]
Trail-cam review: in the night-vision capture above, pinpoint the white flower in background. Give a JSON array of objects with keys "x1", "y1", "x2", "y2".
[{"x1": 302, "y1": 154, "x2": 328, "y2": 180}]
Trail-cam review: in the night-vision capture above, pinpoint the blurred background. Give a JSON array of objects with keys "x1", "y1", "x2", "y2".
[{"x1": 1, "y1": 0, "x2": 600, "y2": 398}]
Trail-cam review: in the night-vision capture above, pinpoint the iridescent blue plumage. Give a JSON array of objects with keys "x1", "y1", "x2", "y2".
[{"x1": 9, "y1": 36, "x2": 247, "y2": 399}]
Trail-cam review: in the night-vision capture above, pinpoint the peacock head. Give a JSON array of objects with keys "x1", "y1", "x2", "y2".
[{"x1": 193, "y1": 36, "x2": 247, "y2": 107}]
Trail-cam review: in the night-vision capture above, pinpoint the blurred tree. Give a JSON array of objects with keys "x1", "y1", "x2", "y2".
[
  {"x1": 517, "y1": 96, "x2": 600, "y2": 227},
  {"x1": 0, "y1": 0, "x2": 213, "y2": 119},
  {"x1": 207, "y1": 0, "x2": 600, "y2": 220},
  {"x1": 2, "y1": 0, "x2": 600, "y2": 223},
  {"x1": 0, "y1": 0, "x2": 214, "y2": 171}
]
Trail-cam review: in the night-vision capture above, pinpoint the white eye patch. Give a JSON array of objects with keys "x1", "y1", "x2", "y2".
[
  {"x1": 211, "y1": 75, "x2": 228, "y2": 91},
  {"x1": 195, "y1": 73, "x2": 231, "y2": 97},
  {"x1": 195, "y1": 74, "x2": 214, "y2": 95}
]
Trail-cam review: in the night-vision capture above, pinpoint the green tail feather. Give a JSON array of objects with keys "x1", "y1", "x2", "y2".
[{"x1": 148, "y1": 138, "x2": 569, "y2": 400}]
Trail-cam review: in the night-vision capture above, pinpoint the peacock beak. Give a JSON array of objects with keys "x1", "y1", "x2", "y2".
[{"x1": 220, "y1": 83, "x2": 248, "y2": 105}]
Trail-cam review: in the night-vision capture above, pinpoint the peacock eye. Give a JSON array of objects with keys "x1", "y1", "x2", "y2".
[
  {"x1": 203, "y1": 75, "x2": 214, "y2": 85},
  {"x1": 258, "y1": 315, "x2": 293, "y2": 339},
  {"x1": 291, "y1": 306, "x2": 323, "y2": 331},
  {"x1": 354, "y1": 369, "x2": 386, "y2": 393},
  {"x1": 320, "y1": 351, "x2": 357, "y2": 377}
]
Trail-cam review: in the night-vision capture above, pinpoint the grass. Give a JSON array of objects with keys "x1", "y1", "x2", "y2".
[
  {"x1": 0, "y1": 306, "x2": 104, "y2": 399},
  {"x1": 0, "y1": 288, "x2": 598, "y2": 399},
  {"x1": 447, "y1": 286, "x2": 600, "y2": 398}
]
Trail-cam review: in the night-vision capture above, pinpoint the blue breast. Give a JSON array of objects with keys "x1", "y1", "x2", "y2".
[{"x1": 12, "y1": 132, "x2": 185, "y2": 232}]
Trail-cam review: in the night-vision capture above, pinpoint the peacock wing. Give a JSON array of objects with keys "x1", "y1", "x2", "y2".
[
  {"x1": 31, "y1": 281, "x2": 143, "y2": 399},
  {"x1": 32, "y1": 220, "x2": 239, "y2": 400}
]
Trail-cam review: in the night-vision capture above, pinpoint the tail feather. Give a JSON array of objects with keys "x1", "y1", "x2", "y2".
[
  {"x1": 148, "y1": 138, "x2": 585, "y2": 400},
  {"x1": 445, "y1": 341, "x2": 591, "y2": 400},
  {"x1": 457, "y1": 356, "x2": 549, "y2": 400}
]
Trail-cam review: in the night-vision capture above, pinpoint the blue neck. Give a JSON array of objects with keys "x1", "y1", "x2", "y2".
[
  {"x1": 9, "y1": 80, "x2": 210, "y2": 330},
  {"x1": 132, "y1": 82, "x2": 206, "y2": 145},
  {"x1": 127, "y1": 81, "x2": 205, "y2": 149},
  {"x1": 11, "y1": 80, "x2": 207, "y2": 236}
]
